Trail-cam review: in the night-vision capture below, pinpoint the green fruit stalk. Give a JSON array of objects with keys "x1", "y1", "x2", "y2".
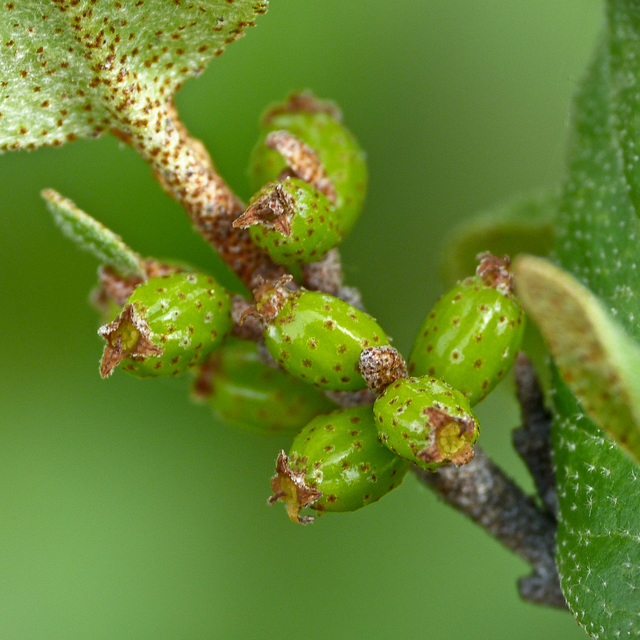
[
  {"x1": 192, "y1": 339, "x2": 336, "y2": 435},
  {"x1": 374, "y1": 376, "x2": 479, "y2": 470},
  {"x1": 233, "y1": 177, "x2": 340, "y2": 267},
  {"x1": 249, "y1": 91, "x2": 367, "y2": 238},
  {"x1": 269, "y1": 405, "x2": 410, "y2": 523},
  {"x1": 408, "y1": 253, "x2": 525, "y2": 405},
  {"x1": 98, "y1": 272, "x2": 232, "y2": 378},
  {"x1": 252, "y1": 278, "x2": 390, "y2": 391}
]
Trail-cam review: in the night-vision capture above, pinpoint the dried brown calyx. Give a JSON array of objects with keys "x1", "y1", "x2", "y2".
[
  {"x1": 97, "y1": 304, "x2": 162, "y2": 379},
  {"x1": 418, "y1": 408, "x2": 478, "y2": 467},
  {"x1": 240, "y1": 275, "x2": 298, "y2": 326},
  {"x1": 476, "y1": 252, "x2": 515, "y2": 297},
  {"x1": 261, "y1": 91, "x2": 343, "y2": 126},
  {"x1": 265, "y1": 131, "x2": 337, "y2": 205},
  {"x1": 268, "y1": 450, "x2": 322, "y2": 524},
  {"x1": 358, "y1": 346, "x2": 408, "y2": 395},
  {"x1": 233, "y1": 182, "x2": 295, "y2": 237}
]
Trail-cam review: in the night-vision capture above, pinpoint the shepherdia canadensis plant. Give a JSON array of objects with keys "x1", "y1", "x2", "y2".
[{"x1": 2, "y1": 1, "x2": 640, "y2": 637}]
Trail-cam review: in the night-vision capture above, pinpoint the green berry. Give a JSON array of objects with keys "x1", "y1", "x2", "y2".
[
  {"x1": 98, "y1": 272, "x2": 232, "y2": 378},
  {"x1": 408, "y1": 253, "x2": 525, "y2": 405},
  {"x1": 269, "y1": 405, "x2": 410, "y2": 523},
  {"x1": 374, "y1": 376, "x2": 479, "y2": 471},
  {"x1": 234, "y1": 177, "x2": 341, "y2": 267},
  {"x1": 257, "y1": 281, "x2": 390, "y2": 391},
  {"x1": 249, "y1": 91, "x2": 367, "y2": 238},
  {"x1": 192, "y1": 339, "x2": 336, "y2": 436}
]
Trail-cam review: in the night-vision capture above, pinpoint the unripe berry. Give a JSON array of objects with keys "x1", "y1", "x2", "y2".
[
  {"x1": 269, "y1": 406, "x2": 409, "y2": 523},
  {"x1": 374, "y1": 376, "x2": 479, "y2": 470},
  {"x1": 233, "y1": 177, "x2": 340, "y2": 267},
  {"x1": 249, "y1": 91, "x2": 367, "y2": 237},
  {"x1": 254, "y1": 279, "x2": 390, "y2": 391},
  {"x1": 192, "y1": 339, "x2": 336, "y2": 436},
  {"x1": 98, "y1": 272, "x2": 232, "y2": 378},
  {"x1": 408, "y1": 253, "x2": 525, "y2": 405}
]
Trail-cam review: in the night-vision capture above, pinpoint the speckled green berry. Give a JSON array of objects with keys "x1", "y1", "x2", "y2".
[
  {"x1": 98, "y1": 272, "x2": 232, "y2": 378},
  {"x1": 408, "y1": 253, "x2": 525, "y2": 405},
  {"x1": 191, "y1": 339, "x2": 336, "y2": 436},
  {"x1": 249, "y1": 91, "x2": 367, "y2": 238},
  {"x1": 269, "y1": 405, "x2": 409, "y2": 523},
  {"x1": 256, "y1": 281, "x2": 390, "y2": 391},
  {"x1": 234, "y1": 177, "x2": 341, "y2": 267},
  {"x1": 374, "y1": 376, "x2": 479, "y2": 471}
]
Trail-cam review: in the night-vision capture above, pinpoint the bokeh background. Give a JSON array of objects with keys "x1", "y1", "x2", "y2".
[{"x1": 0, "y1": 1, "x2": 603, "y2": 638}]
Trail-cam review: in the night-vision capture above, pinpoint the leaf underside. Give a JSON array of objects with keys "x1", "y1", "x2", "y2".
[
  {"x1": 0, "y1": 0, "x2": 268, "y2": 152},
  {"x1": 550, "y1": 0, "x2": 640, "y2": 635}
]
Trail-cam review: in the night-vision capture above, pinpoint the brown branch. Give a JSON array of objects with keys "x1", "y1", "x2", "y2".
[{"x1": 414, "y1": 447, "x2": 565, "y2": 609}]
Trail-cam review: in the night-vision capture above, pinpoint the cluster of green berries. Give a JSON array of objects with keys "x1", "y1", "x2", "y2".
[{"x1": 77, "y1": 92, "x2": 526, "y2": 525}]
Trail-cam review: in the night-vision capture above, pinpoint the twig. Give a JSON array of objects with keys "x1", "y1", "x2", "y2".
[
  {"x1": 413, "y1": 447, "x2": 565, "y2": 608},
  {"x1": 512, "y1": 353, "x2": 558, "y2": 518}
]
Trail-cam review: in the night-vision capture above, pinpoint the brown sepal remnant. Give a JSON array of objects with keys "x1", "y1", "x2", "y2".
[
  {"x1": 324, "y1": 388, "x2": 377, "y2": 409},
  {"x1": 261, "y1": 91, "x2": 343, "y2": 126},
  {"x1": 418, "y1": 407, "x2": 477, "y2": 467},
  {"x1": 358, "y1": 346, "x2": 408, "y2": 395},
  {"x1": 476, "y1": 252, "x2": 515, "y2": 297},
  {"x1": 233, "y1": 182, "x2": 294, "y2": 237},
  {"x1": 97, "y1": 304, "x2": 163, "y2": 379},
  {"x1": 231, "y1": 295, "x2": 264, "y2": 341},
  {"x1": 248, "y1": 275, "x2": 297, "y2": 325},
  {"x1": 302, "y1": 248, "x2": 343, "y2": 296},
  {"x1": 268, "y1": 450, "x2": 322, "y2": 524},
  {"x1": 265, "y1": 131, "x2": 337, "y2": 205}
]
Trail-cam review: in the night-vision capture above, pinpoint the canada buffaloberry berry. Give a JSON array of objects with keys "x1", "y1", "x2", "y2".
[
  {"x1": 374, "y1": 376, "x2": 479, "y2": 470},
  {"x1": 408, "y1": 253, "x2": 525, "y2": 405},
  {"x1": 249, "y1": 91, "x2": 367, "y2": 238},
  {"x1": 191, "y1": 339, "x2": 335, "y2": 435},
  {"x1": 254, "y1": 279, "x2": 390, "y2": 391},
  {"x1": 98, "y1": 272, "x2": 232, "y2": 378},
  {"x1": 233, "y1": 177, "x2": 340, "y2": 267},
  {"x1": 269, "y1": 405, "x2": 409, "y2": 523}
]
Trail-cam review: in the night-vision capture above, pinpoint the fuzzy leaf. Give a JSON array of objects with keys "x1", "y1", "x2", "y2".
[
  {"x1": 0, "y1": 0, "x2": 267, "y2": 152},
  {"x1": 514, "y1": 255, "x2": 640, "y2": 465},
  {"x1": 42, "y1": 189, "x2": 143, "y2": 276},
  {"x1": 549, "y1": 4, "x2": 640, "y2": 635},
  {"x1": 441, "y1": 188, "x2": 556, "y2": 286},
  {"x1": 553, "y1": 375, "x2": 640, "y2": 638}
]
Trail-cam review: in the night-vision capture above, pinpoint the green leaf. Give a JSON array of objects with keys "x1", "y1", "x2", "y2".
[
  {"x1": 0, "y1": 0, "x2": 267, "y2": 152},
  {"x1": 441, "y1": 188, "x2": 556, "y2": 286},
  {"x1": 42, "y1": 189, "x2": 143, "y2": 276},
  {"x1": 548, "y1": 4, "x2": 640, "y2": 634},
  {"x1": 514, "y1": 254, "x2": 640, "y2": 465},
  {"x1": 552, "y1": 375, "x2": 640, "y2": 638}
]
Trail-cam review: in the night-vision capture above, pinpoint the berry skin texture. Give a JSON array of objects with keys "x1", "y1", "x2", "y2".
[
  {"x1": 233, "y1": 177, "x2": 341, "y2": 267},
  {"x1": 269, "y1": 405, "x2": 410, "y2": 523},
  {"x1": 408, "y1": 253, "x2": 525, "y2": 406},
  {"x1": 249, "y1": 91, "x2": 367, "y2": 238},
  {"x1": 260, "y1": 287, "x2": 390, "y2": 391},
  {"x1": 191, "y1": 339, "x2": 336, "y2": 436},
  {"x1": 374, "y1": 376, "x2": 479, "y2": 471},
  {"x1": 98, "y1": 272, "x2": 232, "y2": 378}
]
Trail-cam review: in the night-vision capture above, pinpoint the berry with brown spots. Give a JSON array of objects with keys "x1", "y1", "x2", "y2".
[
  {"x1": 254, "y1": 280, "x2": 390, "y2": 391},
  {"x1": 374, "y1": 376, "x2": 479, "y2": 471},
  {"x1": 98, "y1": 272, "x2": 232, "y2": 378},
  {"x1": 191, "y1": 339, "x2": 335, "y2": 436},
  {"x1": 233, "y1": 177, "x2": 341, "y2": 267},
  {"x1": 268, "y1": 405, "x2": 410, "y2": 523},
  {"x1": 408, "y1": 253, "x2": 525, "y2": 405},
  {"x1": 249, "y1": 91, "x2": 367, "y2": 238}
]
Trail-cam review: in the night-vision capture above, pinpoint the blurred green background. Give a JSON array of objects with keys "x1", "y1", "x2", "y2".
[{"x1": 0, "y1": 1, "x2": 602, "y2": 638}]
